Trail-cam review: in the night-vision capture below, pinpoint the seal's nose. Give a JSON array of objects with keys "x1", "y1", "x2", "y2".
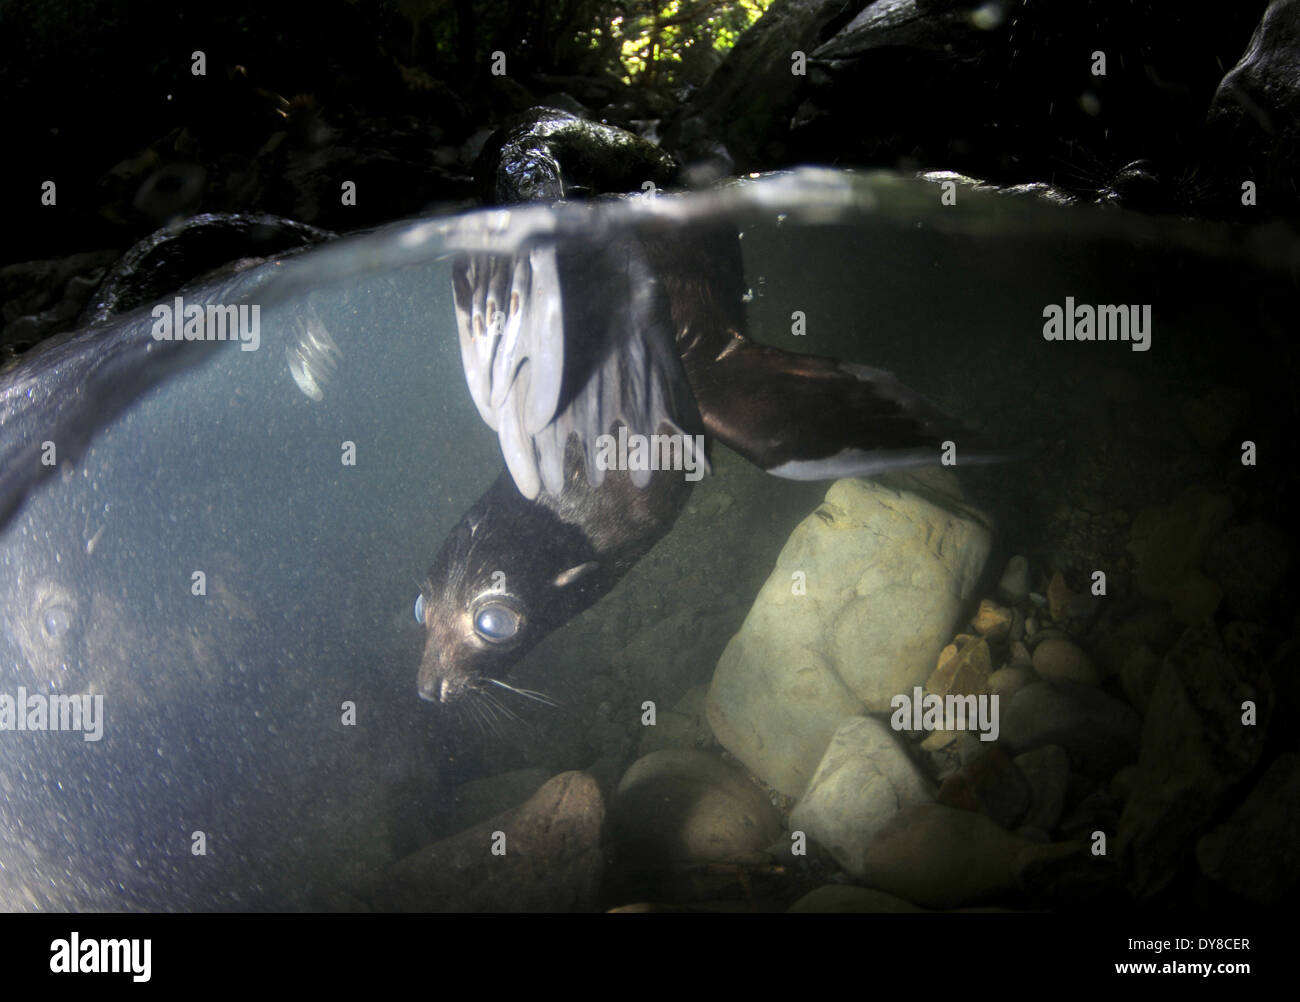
[
  {"x1": 417, "y1": 645, "x2": 445, "y2": 702},
  {"x1": 417, "y1": 672, "x2": 467, "y2": 704},
  {"x1": 418, "y1": 640, "x2": 470, "y2": 703}
]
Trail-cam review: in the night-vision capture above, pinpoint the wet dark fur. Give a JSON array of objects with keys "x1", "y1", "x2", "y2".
[{"x1": 417, "y1": 438, "x2": 693, "y2": 704}]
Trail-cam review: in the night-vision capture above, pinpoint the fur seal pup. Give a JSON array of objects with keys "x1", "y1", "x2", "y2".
[{"x1": 416, "y1": 109, "x2": 998, "y2": 704}]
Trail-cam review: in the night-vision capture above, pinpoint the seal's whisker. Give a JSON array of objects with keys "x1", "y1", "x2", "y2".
[
  {"x1": 483, "y1": 688, "x2": 521, "y2": 736},
  {"x1": 487, "y1": 678, "x2": 561, "y2": 707},
  {"x1": 478, "y1": 688, "x2": 523, "y2": 726},
  {"x1": 469, "y1": 693, "x2": 503, "y2": 737},
  {"x1": 464, "y1": 696, "x2": 491, "y2": 737}
]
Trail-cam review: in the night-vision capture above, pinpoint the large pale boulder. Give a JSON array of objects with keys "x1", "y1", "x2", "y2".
[{"x1": 708, "y1": 472, "x2": 992, "y2": 796}]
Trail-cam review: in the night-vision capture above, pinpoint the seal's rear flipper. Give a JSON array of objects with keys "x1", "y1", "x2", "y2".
[
  {"x1": 684, "y1": 331, "x2": 1012, "y2": 479},
  {"x1": 453, "y1": 233, "x2": 705, "y2": 501}
]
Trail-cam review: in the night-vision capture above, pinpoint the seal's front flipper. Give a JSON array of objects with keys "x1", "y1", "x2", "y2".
[{"x1": 684, "y1": 331, "x2": 1007, "y2": 479}]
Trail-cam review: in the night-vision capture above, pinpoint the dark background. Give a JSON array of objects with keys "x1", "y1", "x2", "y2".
[{"x1": 0, "y1": 1, "x2": 1280, "y2": 266}]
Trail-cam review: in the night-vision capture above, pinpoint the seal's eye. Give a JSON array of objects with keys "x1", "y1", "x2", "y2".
[
  {"x1": 41, "y1": 602, "x2": 72, "y2": 640},
  {"x1": 414, "y1": 593, "x2": 426, "y2": 626},
  {"x1": 474, "y1": 603, "x2": 520, "y2": 643}
]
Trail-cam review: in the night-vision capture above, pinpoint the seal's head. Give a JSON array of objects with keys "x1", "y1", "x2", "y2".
[
  {"x1": 416, "y1": 469, "x2": 604, "y2": 705},
  {"x1": 0, "y1": 576, "x2": 86, "y2": 690}
]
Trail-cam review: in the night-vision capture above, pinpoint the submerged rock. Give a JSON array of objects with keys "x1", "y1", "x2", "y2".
[
  {"x1": 374, "y1": 771, "x2": 605, "y2": 912},
  {"x1": 1014, "y1": 745, "x2": 1071, "y2": 833},
  {"x1": 926, "y1": 634, "x2": 993, "y2": 699},
  {"x1": 1014, "y1": 840, "x2": 1126, "y2": 908},
  {"x1": 638, "y1": 685, "x2": 716, "y2": 756},
  {"x1": 1204, "y1": 521, "x2": 1293, "y2": 622},
  {"x1": 708, "y1": 474, "x2": 991, "y2": 796},
  {"x1": 971, "y1": 599, "x2": 1013, "y2": 640},
  {"x1": 1001, "y1": 680, "x2": 1140, "y2": 778},
  {"x1": 1094, "y1": 602, "x2": 1181, "y2": 711},
  {"x1": 936, "y1": 746, "x2": 1031, "y2": 830},
  {"x1": 1110, "y1": 764, "x2": 1140, "y2": 805},
  {"x1": 989, "y1": 664, "x2": 1035, "y2": 702},
  {"x1": 1118, "y1": 644, "x2": 1165, "y2": 715},
  {"x1": 1095, "y1": 602, "x2": 1182, "y2": 673},
  {"x1": 431, "y1": 767, "x2": 551, "y2": 842},
  {"x1": 1117, "y1": 622, "x2": 1272, "y2": 900},
  {"x1": 609, "y1": 749, "x2": 783, "y2": 866},
  {"x1": 1032, "y1": 636, "x2": 1100, "y2": 686},
  {"x1": 790, "y1": 716, "x2": 934, "y2": 875},
  {"x1": 1127, "y1": 487, "x2": 1232, "y2": 624},
  {"x1": 1196, "y1": 754, "x2": 1300, "y2": 904},
  {"x1": 997, "y1": 554, "x2": 1031, "y2": 605},
  {"x1": 1057, "y1": 786, "x2": 1120, "y2": 841},
  {"x1": 1046, "y1": 571, "x2": 1072, "y2": 622},
  {"x1": 856, "y1": 803, "x2": 1032, "y2": 909}
]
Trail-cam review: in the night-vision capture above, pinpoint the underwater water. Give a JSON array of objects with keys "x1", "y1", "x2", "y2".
[{"x1": 0, "y1": 171, "x2": 1295, "y2": 910}]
